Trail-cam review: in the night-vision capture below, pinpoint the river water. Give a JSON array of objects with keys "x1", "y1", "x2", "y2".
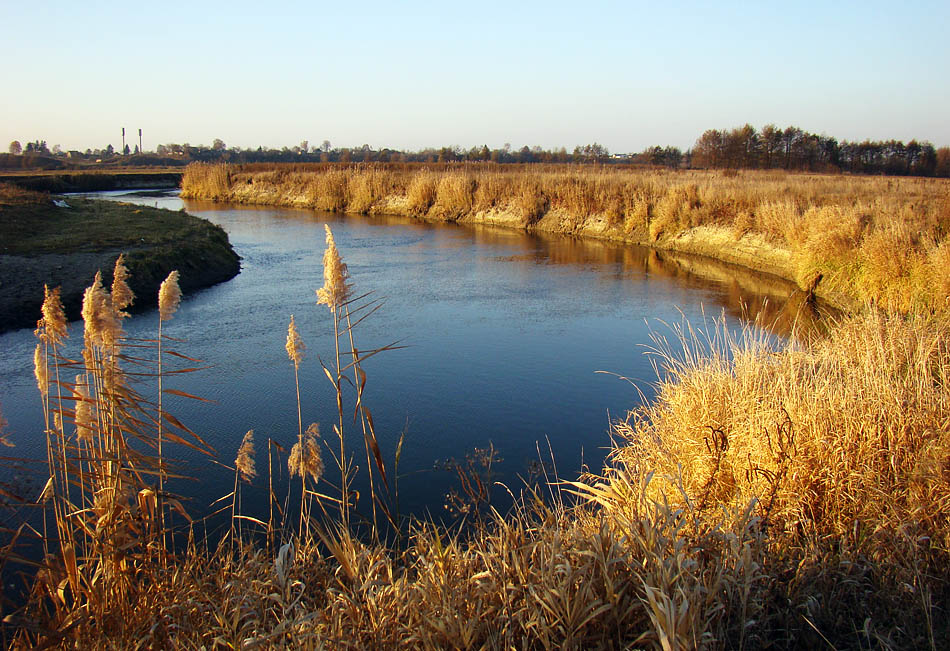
[{"x1": 0, "y1": 190, "x2": 798, "y2": 527}]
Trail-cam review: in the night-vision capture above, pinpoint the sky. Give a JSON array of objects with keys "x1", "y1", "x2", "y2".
[{"x1": 3, "y1": 1, "x2": 948, "y2": 154}]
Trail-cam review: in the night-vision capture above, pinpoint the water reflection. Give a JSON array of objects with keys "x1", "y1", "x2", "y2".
[{"x1": 1, "y1": 190, "x2": 825, "y2": 529}]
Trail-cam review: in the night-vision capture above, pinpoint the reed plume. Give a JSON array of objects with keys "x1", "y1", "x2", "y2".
[
  {"x1": 289, "y1": 423, "x2": 324, "y2": 483},
  {"x1": 290, "y1": 423, "x2": 324, "y2": 536},
  {"x1": 158, "y1": 270, "x2": 182, "y2": 321},
  {"x1": 82, "y1": 271, "x2": 121, "y2": 350},
  {"x1": 286, "y1": 315, "x2": 306, "y2": 491},
  {"x1": 33, "y1": 344, "x2": 48, "y2": 397},
  {"x1": 40, "y1": 285, "x2": 68, "y2": 346},
  {"x1": 111, "y1": 254, "x2": 135, "y2": 318},
  {"x1": 235, "y1": 430, "x2": 257, "y2": 483},
  {"x1": 285, "y1": 315, "x2": 306, "y2": 369},
  {"x1": 231, "y1": 430, "x2": 257, "y2": 544},
  {"x1": 316, "y1": 225, "x2": 352, "y2": 312}
]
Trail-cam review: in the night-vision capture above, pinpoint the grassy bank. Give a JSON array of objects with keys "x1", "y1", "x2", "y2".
[
  {"x1": 182, "y1": 162, "x2": 950, "y2": 316},
  {"x1": 0, "y1": 183, "x2": 239, "y2": 332},
  {"x1": 4, "y1": 189, "x2": 949, "y2": 647}
]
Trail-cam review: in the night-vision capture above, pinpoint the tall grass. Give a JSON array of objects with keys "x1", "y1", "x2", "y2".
[
  {"x1": 7, "y1": 215, "x2": 949, "y2": 648},
  {"x1": 182, "y1": 163, "x2": 950, "y2": 316},
  {"x1": 19, "y1": 259, "x2": 214, "y2": 641}
]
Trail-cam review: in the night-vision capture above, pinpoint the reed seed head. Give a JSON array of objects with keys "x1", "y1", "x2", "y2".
[
  {"x1": 111, "y1": 254, "x2": 135, "y2": 317},
  {"x1": 159, "y1": 270, "x2": 182, "y2": 322},
  {"x1": 235, "y1": 430, "x2": 257, "y2": 483},
  {"x1": 40, "y1": 285, "x2": 68, "y2": 346},
  {"x1": 285, "y1": 315, "x2": 306, "y2": 369},
  {"x1": 34, "y1": 344, "x2": 48, "y2": 397},
  {"x1": 81, "y1": 271, "x2": 121, "y2": 350},
  {"x1": 316, "y1": 225, "x2": 352, "y2": 312},
  {"x1": 289, "y1": 422, "x2": 324, "y2": 482}
]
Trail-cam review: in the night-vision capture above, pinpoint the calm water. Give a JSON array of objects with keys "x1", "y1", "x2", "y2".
[{"x1": 0, "y1": 190, "x2": 794, "y2": 525}]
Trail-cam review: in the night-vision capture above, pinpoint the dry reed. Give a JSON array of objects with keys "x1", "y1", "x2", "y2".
[
  {"x1": 182, "y1": 163, "x2": 950, "y2": 316},
  {"x1": 235, "y1": 430, "x2": 257, "y2": 483},
  {"x1": 158, "y1": 270, "x2": 181, "y2": 321},
  {"x1": 316, "y1": 225, "x2": 352, "y2": 312},
  {"x1": 289, "y1": 422, "x2": 324, "y2": 484},
  {"x1": 11, "y1": 186, "x2": 950, "y2": 648}
]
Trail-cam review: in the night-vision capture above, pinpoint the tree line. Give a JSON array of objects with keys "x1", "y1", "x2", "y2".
[
  {"x1": 692, "y1": 124, "x2": 950, "y2": 177},
  {"x1": 7, "y1": 127, "x2": 950, "y2": 177}
]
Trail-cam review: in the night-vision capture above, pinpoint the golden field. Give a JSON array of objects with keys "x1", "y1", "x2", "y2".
[
  {"x1": 3, "y1": 165, "x2": 949, "y2": 648},
  {"x1": 183, "y1": 163, "x2": 950, "y2": 316}
]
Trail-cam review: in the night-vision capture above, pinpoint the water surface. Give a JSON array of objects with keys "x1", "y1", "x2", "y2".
[{"x1": 0, "y1": 190, "x2": 797, "y2": 524}]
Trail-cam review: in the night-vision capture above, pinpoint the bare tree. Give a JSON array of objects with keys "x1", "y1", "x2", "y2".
[{"x1": 8, "y1": 140, "x2": 21, "y2": 155}]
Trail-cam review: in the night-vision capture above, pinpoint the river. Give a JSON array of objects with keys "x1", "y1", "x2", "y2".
[{"x1": 0, "y1": 189, "x2": 800, "y2": 528}]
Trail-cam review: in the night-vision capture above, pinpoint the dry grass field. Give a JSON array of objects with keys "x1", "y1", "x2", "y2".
[
  {"x1": 3, "y1": 166, "x2": 949, "y2": 648},
  {"x1": 183, "y1": 163, "x2": 950, "y2": 316}
]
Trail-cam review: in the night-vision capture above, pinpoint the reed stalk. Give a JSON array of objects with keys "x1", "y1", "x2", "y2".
[
  {"x1": 157, "y1": 270, "x2": 181, "y2": 548},
  {"x1": 317, "y1": 225, "x2": 353, "y2": 526}
]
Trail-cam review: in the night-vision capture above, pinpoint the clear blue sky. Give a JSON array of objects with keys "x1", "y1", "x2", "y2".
[{"x1": 3, "y1": 0, "x2": 948, "y2": 153}]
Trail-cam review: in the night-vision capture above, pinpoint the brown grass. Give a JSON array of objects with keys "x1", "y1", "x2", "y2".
[
  {"x1": 433, "y1": 173, "x2": 474, "y2": 220},
  {"x1": 405, "y1": 171, "x2": 438, "y2": 217},
  {"x1": 0, "y1": 182, "x2": 48, "y2": 205},
  {"x1": 181, "y1": 163, "x2": 950, "y2": 316},
  {"x1": 8, "y1": 208, "x2": 950, "y2": 648}
]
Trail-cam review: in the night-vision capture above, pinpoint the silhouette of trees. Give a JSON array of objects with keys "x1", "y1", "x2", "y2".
[
  {"x1": 24, "y1": 140, "x2": 50, "y2": 155},
  {"x1": 644, "y1": 145, "x2": 683, "y2": 168},
  {"x1": 8, "y1": 141, "x2": 21, "y2": 155},
  {"x1": 691, "y1": 123, "x2": 943, "y2": 177},
  {"x1": 572, "y1": 143, "x2": 609, "y2": 163}
]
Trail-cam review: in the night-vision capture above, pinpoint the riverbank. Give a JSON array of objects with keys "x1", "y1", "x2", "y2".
[
  {"x1": 12, "y1": 240, "x2": 948, "y2": 648},
  {"x1": 182, "y1": 162, "x2": 950, "y2": 316},
  {"x1": 5, "y1": 173, "x2": 948, "y2": 647},
  {"x1": 0, "y1": 183, "x2": 239, "y2": 332},
  {"x1": 0, "y1": 169, "x2": 183, "y2": 193}
]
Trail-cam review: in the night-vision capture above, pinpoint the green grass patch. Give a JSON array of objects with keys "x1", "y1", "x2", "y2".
[{"x1": 0, "y1": 196, "x2": 224, "y2": 257}]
